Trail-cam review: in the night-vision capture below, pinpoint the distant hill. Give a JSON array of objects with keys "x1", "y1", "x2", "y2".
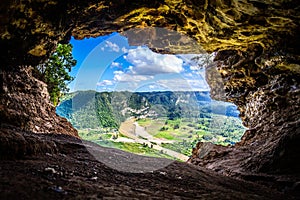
[{"x1": 56, "y1": 90, "x2": 240, "y2": 129}]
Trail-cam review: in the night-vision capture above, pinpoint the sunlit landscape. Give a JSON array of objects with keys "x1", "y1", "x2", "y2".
[{"x1": 53, "y1": 33, "x2": 247, "y2": 160}]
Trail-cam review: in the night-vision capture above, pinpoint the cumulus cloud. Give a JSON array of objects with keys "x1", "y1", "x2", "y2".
[
  {"x1": 103, "y1": 41, "x2": 120, "y2": 52},
  {"x1": 111, "y1": 46, "x2": 186, "y2": 83},
  {"x1": 125, "y1": 47, "x2": 184, "y2": 75},
  {"x1": 110, "y1": 62, "x2": 122, "y2": 69},
  {"x1": 97, "y1": 80, "x2": 114, "y2": 86},
  {"x1": 113, "y1": 81, "x2": 140, "y2": 92}
]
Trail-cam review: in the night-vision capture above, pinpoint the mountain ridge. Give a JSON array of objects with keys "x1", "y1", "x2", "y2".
[{"x1": 56, "y1": 90, "x2": 240, "y2": 129}]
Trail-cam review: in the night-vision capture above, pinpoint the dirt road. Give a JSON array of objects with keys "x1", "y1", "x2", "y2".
[{"x1": 119, "y1": 118, "x2": 189, "y2": 161}]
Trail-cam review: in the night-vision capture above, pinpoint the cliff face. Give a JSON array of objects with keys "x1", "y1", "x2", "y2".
[{"x1": 0, "y1": 0, "x2": 299, "y2": 179}]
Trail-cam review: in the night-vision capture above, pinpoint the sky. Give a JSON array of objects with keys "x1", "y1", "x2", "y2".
[{"x1": 68, "y1": 32, "x2": 211, "y2": 93}]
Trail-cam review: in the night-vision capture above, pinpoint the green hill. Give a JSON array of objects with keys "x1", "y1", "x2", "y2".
[{"x1": 57, "y1": 90, "x2": 241, "y2": 129}]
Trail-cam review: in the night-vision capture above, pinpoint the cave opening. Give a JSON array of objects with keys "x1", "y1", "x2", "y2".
[
  {"x1": 1, "y1": 0, "x2": 299, "y2": 197},
  {"x1": 56, "y1": 30, "x2": 246, "y2": 161}
]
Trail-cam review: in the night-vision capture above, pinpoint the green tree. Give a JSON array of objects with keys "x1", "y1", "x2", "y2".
[{"x1": 34, "y1": 44, "x2": 76, "y2": 106}]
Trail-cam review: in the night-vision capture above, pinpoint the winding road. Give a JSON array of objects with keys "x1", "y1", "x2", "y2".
[{"x1": 118, "y1": 118, "x2": 189, "y2": 161}]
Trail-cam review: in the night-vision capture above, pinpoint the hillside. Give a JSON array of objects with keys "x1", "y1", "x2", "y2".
[{"x1": 56, "y1": 90, "x2": 240, "y2": 129}]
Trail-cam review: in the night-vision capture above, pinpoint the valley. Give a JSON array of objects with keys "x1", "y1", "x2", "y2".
[{"x1": 57, "y1": 90, "x2": 246, "y2": 160}]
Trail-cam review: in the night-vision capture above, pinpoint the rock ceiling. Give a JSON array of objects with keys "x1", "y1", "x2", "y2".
[{"x1": 1, "y1": 0, "x2": 299, "y2": 65}]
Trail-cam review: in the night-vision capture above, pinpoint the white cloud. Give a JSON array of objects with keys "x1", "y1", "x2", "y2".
[
  {"x1": 96, "y1": 80, "x2": 114, "y2": 86},
  {"x1": 105, "y1": 41, "x2": 120, "y2": 52},
  {"x1": 121, "y1": 47, "x2": 128, "y2": 53},
  {"x1": 110, "y1": 62, "x2": 122, "y2": 69},
  {"x1": 114, "y1": 82, "x2": 139, "y2": 92},
  {"x1": 125, "y1": 47, "x2": 184, "y2": 75},
  {"x1": 114, "y1": 71, "x2": 124, "y2": 75}
]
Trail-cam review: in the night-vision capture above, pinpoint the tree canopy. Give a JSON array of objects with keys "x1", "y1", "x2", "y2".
[{"x1": 34, "y1": 43, "x2": 76, "y2": 106}]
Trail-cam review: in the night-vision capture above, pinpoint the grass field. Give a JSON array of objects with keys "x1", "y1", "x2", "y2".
[
  {"x1": 78, "y1": 129, "x2": 177, "y2": 159},
  {"x1": 96, "y1": 140, "x2": 176, "y2": 159},
  {"x1": 137, "y1": 115, "x2": 246, "y2": 156}
]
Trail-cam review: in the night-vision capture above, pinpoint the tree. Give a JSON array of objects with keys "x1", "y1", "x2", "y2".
[
  {"x1": 174, "y1": 123, "x2": 180, "y2": 129},
  {"x1": 34, "y1": 43, "x2": 76, "y2": 106},
  {"x1": 167, "y1": 106, "x2": 182, "y2": 120}
]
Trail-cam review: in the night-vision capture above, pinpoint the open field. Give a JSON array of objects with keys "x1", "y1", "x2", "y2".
[{"x1": 78, "y1": 114, "x2": 245, "y2": 159}]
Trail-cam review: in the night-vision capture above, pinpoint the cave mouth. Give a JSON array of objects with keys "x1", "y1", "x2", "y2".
[
  {"x1": 1, "y1": 1, "x2": 299, "y2": 197},
  {"x1": 56, "y1": 30, "x2": 246, "y2": 164}
]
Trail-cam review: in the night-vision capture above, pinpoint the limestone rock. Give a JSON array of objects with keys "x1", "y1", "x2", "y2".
[{"x1": 0, "y1": 66, "x2": 78, "y2": 136}]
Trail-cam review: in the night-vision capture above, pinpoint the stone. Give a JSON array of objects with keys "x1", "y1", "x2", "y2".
[
  {"x1": 0, "y1": 0, "x2": 299, "y2": 192},
  {"x1": 0, "y1": 66, "x2": 78, "y2": 136}
]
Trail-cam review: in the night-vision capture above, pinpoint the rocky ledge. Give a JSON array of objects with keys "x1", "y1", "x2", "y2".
[{"x1": 0, "y1": 127, "x2": 298, "y2": 199}]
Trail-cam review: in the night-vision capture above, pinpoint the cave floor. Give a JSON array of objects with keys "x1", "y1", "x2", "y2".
[{"x1": 0, "y1": 129, "x2": 296, "y2": 200}]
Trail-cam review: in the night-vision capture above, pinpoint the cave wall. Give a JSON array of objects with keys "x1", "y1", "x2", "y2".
[
  {"x1": 1, "y1": 0, "x2": 299, "y2": 175},
  {"x1": 0, "y1": 66, "x2": 78, "y2": 136},
  {"x1": 192, "y1": 46, "x2": 300, "y2": 175}
]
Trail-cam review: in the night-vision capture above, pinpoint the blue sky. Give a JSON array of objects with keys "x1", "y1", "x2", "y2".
[{"x1": 69, "y1": 33, "x2": 211, "y2": 92}]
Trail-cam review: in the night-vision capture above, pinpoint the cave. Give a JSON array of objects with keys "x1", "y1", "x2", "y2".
[{"x1": 0, "y1": 0, "x2": 299, "y2": 199}]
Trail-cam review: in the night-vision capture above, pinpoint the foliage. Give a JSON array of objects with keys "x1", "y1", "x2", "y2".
[
  {"x1": 95, "y1": 92, "x2": 120, "y2": 128},
  {"x1": 128, "y1": 93, "x2": 148, "y2": 110},
  {"x1": 34, "y1": 43, "x2": 76, "y2": 106},
  {"x1": 167, "y1": 105, "x2": 182, "y2": 120}
]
